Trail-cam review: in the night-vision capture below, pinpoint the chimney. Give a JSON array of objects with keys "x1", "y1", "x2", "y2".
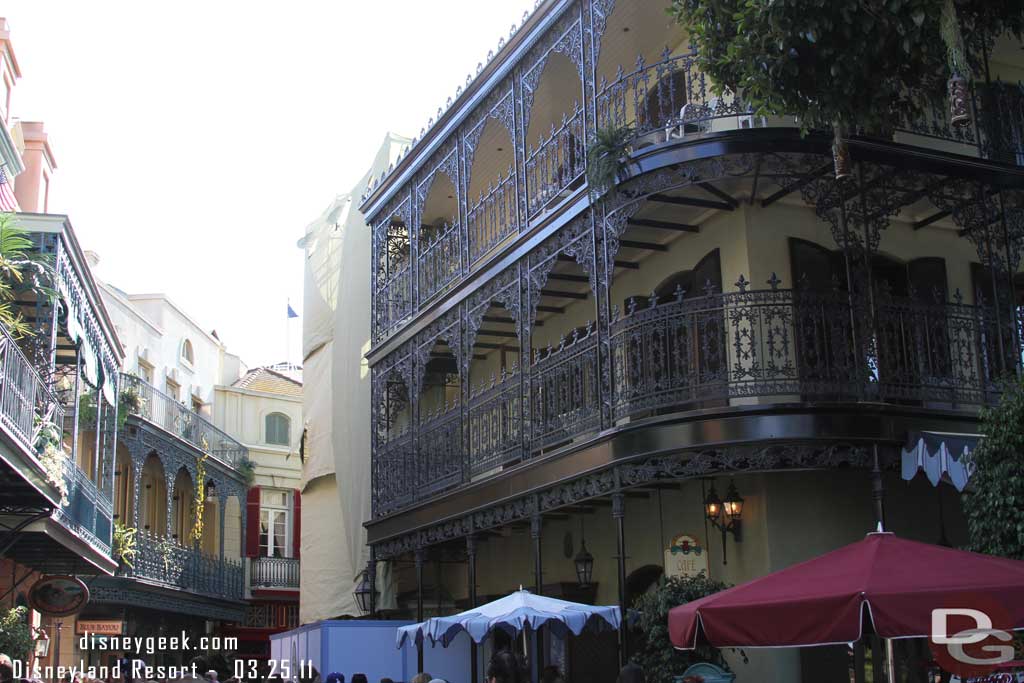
[
  {"x1": 12, "y1": 121, "x2": 56, "y2": 213},
  {"x1": 84, "y1": 250, "x2": 100, "y2": 269}
]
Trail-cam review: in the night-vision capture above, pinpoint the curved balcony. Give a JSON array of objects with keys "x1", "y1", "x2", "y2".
[
  {"x1": 120, "y1": 373, "x2": 247, "y2": 467},
  {"x1": 122, "y1": 529, "x2": 244, "y2": 599}
]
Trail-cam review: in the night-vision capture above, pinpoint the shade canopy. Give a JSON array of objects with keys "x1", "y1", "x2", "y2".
[
  {"x1": 396, "y1": 589, "x2": 620, "y2": 648},
  {"x1": 669, "y1": 532, "x2": 1024, "y2": 649}
]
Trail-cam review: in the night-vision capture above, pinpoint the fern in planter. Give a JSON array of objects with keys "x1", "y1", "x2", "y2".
[{"x1": 586, "y1": 124, "x2": 635, "y2": 196}]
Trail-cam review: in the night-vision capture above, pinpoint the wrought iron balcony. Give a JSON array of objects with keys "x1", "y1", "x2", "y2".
[
  {"x1": 0, "y1": 322, "x2": 113, "y2": 555},
  {"x1": 250, "y1": 556, "x2": 300, "y2": 590},
  {"x1": 122, "y1": 529, "x2": 244, "y2": 599},
  {"x1": 120, "y1": 373, "x2": 247, "y2": 467},
  {"x1": 372, "y1": 276, "x2": 1017, "y2": 518}
]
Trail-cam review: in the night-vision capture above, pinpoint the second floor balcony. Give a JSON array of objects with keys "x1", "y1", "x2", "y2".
[
  {"x1": 249, "y1": 556, "x2": 300, "y2": 591},
  {"x1": 120, "y1": 529, "x2": 244, "y2": 600}
]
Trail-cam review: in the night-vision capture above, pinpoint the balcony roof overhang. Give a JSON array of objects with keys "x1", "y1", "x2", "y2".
[
  {"x1": 365, "y1": 401, "x2": 981, "y2": 547},
  {"x1": 5, "y1": 519, "x2": 117, "y2": 576}
]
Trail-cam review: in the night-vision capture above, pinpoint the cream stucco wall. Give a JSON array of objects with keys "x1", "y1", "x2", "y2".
[{"x1": 214, "y1": 383, "x2": 303, "y2": 490}]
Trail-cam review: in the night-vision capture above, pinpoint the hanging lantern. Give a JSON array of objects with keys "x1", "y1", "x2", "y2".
[
  {"x1": 948, "y1": 74, "x2": 971, "y2": 128},
  {"x1": 833, "y1": 132, "x2": 851, "y2": 181},
  {"x1": 353, "y1": 568, "x2": 375, "y2": 615},
  {"x1": 574, "y1": 539, "x2": 594, "y2": 587}
]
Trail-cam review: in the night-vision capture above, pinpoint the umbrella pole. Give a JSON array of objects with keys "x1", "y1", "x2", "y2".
[{"x1": 884, "y1": 638, "x2": 896, "y2": 683}]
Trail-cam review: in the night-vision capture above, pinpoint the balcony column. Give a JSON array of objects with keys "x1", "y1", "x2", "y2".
[
  {"x1": 612, "y1": 491, "x2": 629, "y2": 667},
  {"x1": 92, "y1": 397, "x2": 103, "y2": 483},
  {"x1": 466, "y1": 534, "x2": 478, "y2": 683},
  {"x1": 415, "y1": 547, "x2": 426, "y2": 674},
  {"x1": 70, "y1": 347, "x2": 82, "y2": 464},
  {"x1": 164, "y1": 470, "x2": 174, "y2": 541},
  {"x1": 997, "y1": 191, "x2": 1022, "y2": 371},
  {"x1": 531, "y1": 513, "x2": 544, "y2": 672},
  {"x1": 130, "y1": 450, "x2": 143, "y2": 531},
  {"x1": 218, "y1": 495, "x2": 226, "y2": 593}
]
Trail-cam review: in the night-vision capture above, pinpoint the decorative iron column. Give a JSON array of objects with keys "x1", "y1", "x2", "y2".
[
  {"x1": 871, "y1": 445, "x2": 886, "y2": 530},
  {"x1": 612, "y1": 491, "x2": 628, "y2": 666},
  {"x1": 997, "y1": 190, "x2": 1022, "y2": 372},
  {"x1": 415, "y1": 547, "x2": 426, "y2": 673},
  {"x1": 368, "y1": 547, "x2": 378, "y2": 618},
  {"x1": 70, "y1": 348, "x2": 82, "y2": 468},
  {"x1": 531, "y1": 513, "x2": 543, "y2": 595},
  {"x1": 218, "y1": 496, "x2": 227, "y2": 593},
  {"x1": 467, "y1": 534, "x2": 478, "y2": 683}
]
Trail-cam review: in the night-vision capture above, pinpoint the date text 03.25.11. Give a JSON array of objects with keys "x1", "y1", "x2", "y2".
[{"x1": 234, "y1": 659, "x2": 315, "y2": 681}]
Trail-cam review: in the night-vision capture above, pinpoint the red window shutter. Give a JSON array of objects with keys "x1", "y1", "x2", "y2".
[
  {"x1": 292, "y1": 489, "x2": 301, "y2": 559},
  {"x1": 246, "y1": 487, "x2": 261, "y2": 558}
]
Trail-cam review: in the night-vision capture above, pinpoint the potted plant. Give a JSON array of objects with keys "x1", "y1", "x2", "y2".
[{"x1": 586, "y1": 124, "x2": 636, "y2": 196}]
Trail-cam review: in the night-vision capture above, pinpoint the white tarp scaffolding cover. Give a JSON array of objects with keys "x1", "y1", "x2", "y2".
[{"x1": 299, "y1": 132, "x2": 409, "y2": 622}]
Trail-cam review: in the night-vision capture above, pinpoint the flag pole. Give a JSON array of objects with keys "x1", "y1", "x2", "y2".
[{"x1": 286, "y1": 298, "x2": 291, "y2": 366}]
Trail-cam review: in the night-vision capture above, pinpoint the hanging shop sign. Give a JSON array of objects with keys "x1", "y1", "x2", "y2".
[
  {"x1": 664, "y1": 534, "x2": 709, "y2": 579},
  {"x1": 28, "y1": 575, "x2": 90, "y2": 617},
  {"x1": 76, "y1": 620, "x2": 123, "y2": 635}
]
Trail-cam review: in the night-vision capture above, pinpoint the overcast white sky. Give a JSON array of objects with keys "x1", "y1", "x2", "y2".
[{"x1": 3, "y1": 0, "x2": 536, "y2": 368}]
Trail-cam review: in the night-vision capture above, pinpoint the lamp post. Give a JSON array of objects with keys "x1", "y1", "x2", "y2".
[{"x1": 704, "y1": 480, "x2": 744, "y2": 565}]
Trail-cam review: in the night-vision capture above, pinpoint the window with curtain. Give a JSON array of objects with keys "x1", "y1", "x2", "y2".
[
  {"x1": 259, "y1": 489, "x2": 290, "y2": 558},
  {"x1": 265, "y1": 412, "x2": 290, "y2": 446}
]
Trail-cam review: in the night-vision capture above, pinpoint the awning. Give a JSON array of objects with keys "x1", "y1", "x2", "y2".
[{"x1": 901, "y1": 431, "x2": 979, "y2": 492}]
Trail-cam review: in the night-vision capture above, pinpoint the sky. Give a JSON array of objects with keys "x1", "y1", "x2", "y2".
[{"x1": 3, "y1": 0, "x2": 537, "y2": 368}]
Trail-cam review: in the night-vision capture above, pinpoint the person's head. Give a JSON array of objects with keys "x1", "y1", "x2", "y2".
[
  {"x1": 189, "y1": 658, "x2": 210, "y2": 676},
  {"x1": 486, "y1": 650, "x2": 524, "y2": 683},
  {"x1": 540, "y1": 666, "x2": 562, "y2": 683},
  {"x1": 616, "y1": 663, "x2": 645, "y2": 683},
  {"x1": 0, "y1": 654, "x2": 13, "y2": 683},
  {"x1": 324, "y1": 674, "x2": 344, "y2": 683},
  {"x1": 350, "y1": 676, "x2": 366, "y2": 683},
  {"x1": 410, "y1": 674, "x2": 432, "y2": 683},
  {"x1": 427, "y1": 680, "x2": 447, "y2": 683},
  {"x1": 378, "y1": 679, "x2": 393, "y2": 683}
]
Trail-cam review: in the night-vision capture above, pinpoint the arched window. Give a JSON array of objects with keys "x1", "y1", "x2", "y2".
[
  {"x1": 266, "y1": 413, "x2": 290, "y2": 446},
  {"x1": 181, "y1": 339, "x2": 195, "y2": 365}
]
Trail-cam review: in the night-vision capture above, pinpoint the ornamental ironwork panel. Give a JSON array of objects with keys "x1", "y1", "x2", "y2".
[
  {"x1": 596, "y1": 49, "x2": 761, "y2": 147},
  {"x1": 373, "y1": 432, "x2": 412, "y2": 517},
  {"x1": 531, "y1": 325, "x2": 600, "y2": 451},
  {"x1": 418, "y1": 220, "x2": 463, "y2": 303},
  {"x1": 468, "y1": 367, "x2": 523, "y2": 476},
  {"x1": 372, "y1": 197, "x2": 414, "y2": 343},
  {"x1": 468, "y1": 167, "x2": 518, "y2": 264},
  {"x1": 416, "y1": 406, "x2": 463, "y2": 497},
  {"x1": 526, "y1": 104, "x2": 586, "y2": 217},
  {"x1": 123, "y1": 529, "x2": 243, "y2": 600}
]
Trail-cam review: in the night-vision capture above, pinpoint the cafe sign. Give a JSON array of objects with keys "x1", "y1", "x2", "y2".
[
  {"x1": 76, "y1": 620, "x2": 123, "y2": 635},
  {"x1": 664, "y1": 534, "x2": 709, "y2": 579},
  {"x1": 28, "y1": 575, "x2": 89, "y2": 617}
]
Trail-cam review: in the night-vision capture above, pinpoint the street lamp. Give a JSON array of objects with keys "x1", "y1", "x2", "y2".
[
  {"x1": 704, "y1": 479, "x2": 744, "y2": 565},
  {"x1": 33, "y1": 627, "x2": 49, "y2": 658},
  {"x1": 574, "y1": 519, "x2": 594, "y2": 587},
  {"x1": 353, "y1": 567, "x2": 376, "y2": 616}
]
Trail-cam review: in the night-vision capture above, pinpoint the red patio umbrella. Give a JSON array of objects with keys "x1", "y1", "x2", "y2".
[{"x1": 669, "y1": 532, "x2": 1024, "y2": 650}]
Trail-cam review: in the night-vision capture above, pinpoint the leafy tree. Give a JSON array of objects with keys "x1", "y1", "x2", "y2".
[
  {"x1": 631, "y1": 573, "x2": 737, "y2": 683},
  {"x1": 0, "y1": 213, "x2": 55, "y2": 338},
  {"x1": 0, "y1": 606, "x2": 34, "y2": 661},
  {"x1": 666, "y1": 0, "x2": 1024, "y2": 138},
  {"x1": 965, "y1": 374, "x2": 1024, "y2": 560}
]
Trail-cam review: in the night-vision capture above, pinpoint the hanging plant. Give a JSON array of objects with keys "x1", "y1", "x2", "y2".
[
  {"x1": 78, "y1": 390, "x2": 98, "y2": 427},
  {"x1": 586, "y1": 124, "x2": 635, "y2": 196},
  {"x1": 236, "y1": 456, "x2": 256, "y2": 487},
  {"x1": 34, "y1": 416, "x2": 68, "y2": 505},
  {"x1": 190, "y1": 453, "x2": 208, "y2": 544},
  {"x1": 113, "y1": 522, "x2": 138, "y2": 569},
  {"x1": 116, "y1": 385, "x2": 144, "y2": 429}
]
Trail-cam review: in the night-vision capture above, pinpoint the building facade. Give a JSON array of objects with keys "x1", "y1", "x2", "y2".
[
  {"x1": 354, "y1": 2, "x2": 1024, "y2": 680},
  {"x1": 215, "y1": 364, "x2": 303, "y2": 658}
]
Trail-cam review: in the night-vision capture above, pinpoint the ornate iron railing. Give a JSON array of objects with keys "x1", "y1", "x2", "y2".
[
  {"x1": 377, "y1": 262, "x2": 414, "y2": 339},
  {"x1": 468, "y1": 368, "x2": 522, "y2": 477},
  {"x1": 372, "y1": 431, "x2": 413, "y2": 517},
  {"x1": 468, "y1": 167, "x2": 518, "y2": 264},
  {"x1": 120, "y1": 373, "x2": 247, "y2": 467},
  {"x1": 531, "y1": 326, "x2": 600, "y2": 451},
  {"x1": 417, "y1": 405, "x2": 463, "y2": 496},
  {"x1": 125, "y1": 529, "x2": 244, "y2": 599},
  {"x1": 244, "y1": 603, "x2": 299, "y2": 629},
  {"x1": 596, "y1": 51, "x2": 766, "y2": 149},
  {"x1": 54, "y1": 461, "x2": 114, "y2": 554},
  {"x1": 418, "y1": 221, "x2": 462, "y2": 303},
  {"x1": 250, "y1": 556, "x2": 300, "y2": 589},
  {"x1": 526, "y1": 105, "x2": 586, "y2": 216}
]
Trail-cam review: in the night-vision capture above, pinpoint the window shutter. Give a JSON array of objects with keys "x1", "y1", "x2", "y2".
[
  {"x1": 292, "y1": 490, "x2": 301, "y2": 559},
  {"x1": 246, "y1": 487, "x2": 261, "y2": 558}
]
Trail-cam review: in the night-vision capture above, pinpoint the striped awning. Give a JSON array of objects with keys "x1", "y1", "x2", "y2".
[{"x1": 901, "y1": 431, "x2": 979, "y2": 492}]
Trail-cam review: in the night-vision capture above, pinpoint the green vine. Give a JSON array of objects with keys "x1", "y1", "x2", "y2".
[
  {"x1": 113, "y1": 522, "x2": 138, "y2": 569},
  {"x1": 190, "y1": 453, "x2": 208, "y2": 544},
  {"x1": 157, "y1": 537, "x2": 175, "y2": 572}
]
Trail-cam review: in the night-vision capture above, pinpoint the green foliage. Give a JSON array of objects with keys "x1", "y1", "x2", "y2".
[
  {"x1": 586, "y1": 124, "x2": 635, "y2": 195},
  {"x1": 666, "y1": 0, "x2": 1024, "y2": 135},
  {"x1": 965, "y1": 374, "x2": 1024, "y2": 560},
  {"x1": 0, "y1": 213, "x2": 55, "y2": 339},
  {"x1": 113, "y1": 522, "x2": 138, "y2": 569},
  {"x1": 116, "y1": 385, "x2": 143, "y2": 429},
  {"x1": 236, "y1": 456, "x2": 256, "y2": 487},
  {"x1": 631, "y1": 573, "x2": 738, "y2": 683},
  {"x1": 0, "y1": 606, "x2": 34, "y2": 661}
]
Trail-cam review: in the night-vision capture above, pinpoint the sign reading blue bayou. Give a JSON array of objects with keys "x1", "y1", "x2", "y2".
[{"x1": 664, "y1": 534, "x2": 709, "y2": 580}]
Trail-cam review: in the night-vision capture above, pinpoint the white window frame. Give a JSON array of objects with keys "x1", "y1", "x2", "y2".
[{"x1": 259, "y1": 489, "x2": 292, "y2": 558}]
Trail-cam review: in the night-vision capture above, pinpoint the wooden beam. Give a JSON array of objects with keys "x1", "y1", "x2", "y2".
[
  {"x1": 649, "y1": 193, "x2": 732, "y2": 212},
  {"x1": 627, "y1": 218, "x2": 699, "y2": 233},
  {"x1": 477, "y1": 329, "x2": 518, "y2": 338},
  {"x1": 540, "y1": 288, "x2": 589, "y2": 300},
  {"x1": 548, "y1": 272, "x2": 590, "y2": 284},
  {"x1": 698, "y1": 181, "x2": 740, "y2": 209},
  {"x1": 484, "y1": 315, "x2": 540, "y2": 326},
  {"x1": 613, "y1": 259, "x2": 639, "y2": 270},
  {"x1": 761, "y1": 163, "x2": 831, "y2": 207},
  {"x1": 619, "y1": 239, "x2": 669, "y2": 252},
  {"x1": 914, "y1": 209, "x2": 951, "y2": 231}
]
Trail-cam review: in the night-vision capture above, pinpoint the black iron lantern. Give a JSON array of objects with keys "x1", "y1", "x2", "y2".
[
  {"x1": 574, "y1": 539, "x2": 594, "y2": 587},
  {"x1": 353, "y1": 568, "x2": 374, "y2": 615},
  {"x1": 704, "y1": 485, "x2": 723, "y2": 524},
  {"x1": 723, "y1": 481, "x2": 744, "y2": 522}
]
